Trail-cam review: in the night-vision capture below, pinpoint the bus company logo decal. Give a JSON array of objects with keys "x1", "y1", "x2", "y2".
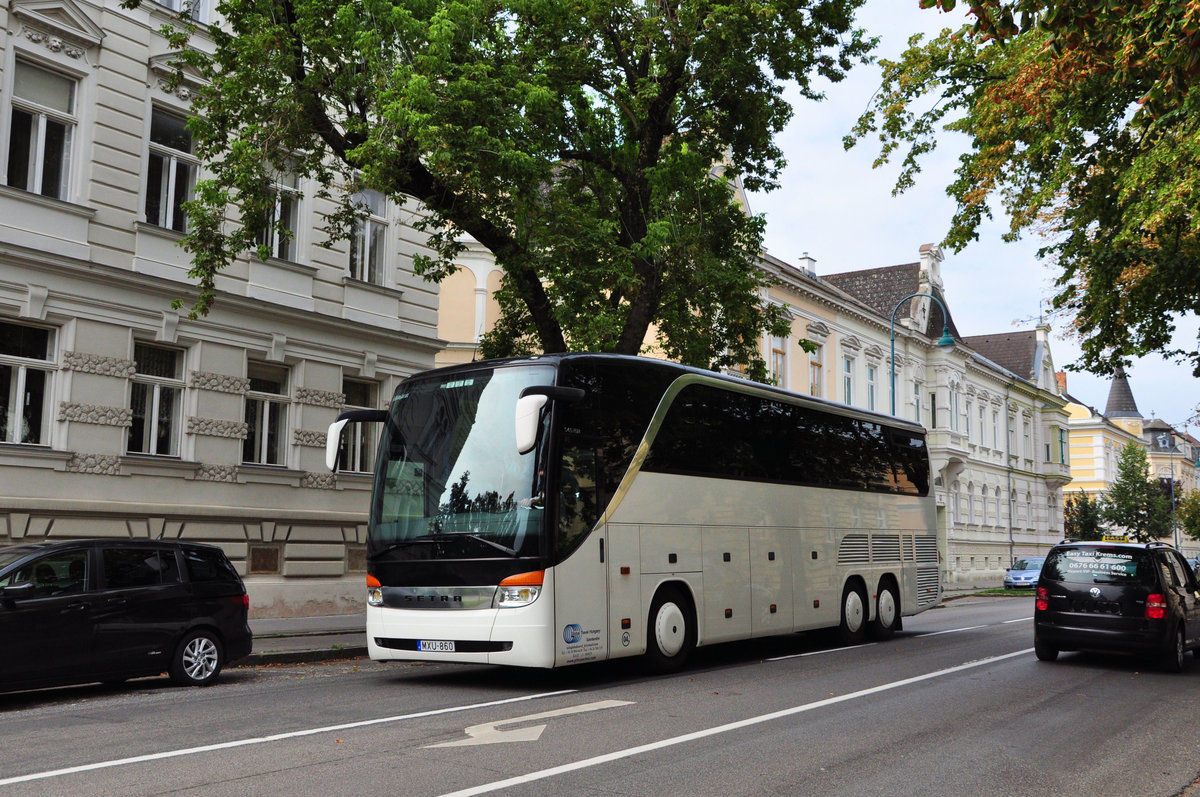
[{"x1": 564, "y1": 624, "x2": 583, "y2": 644}]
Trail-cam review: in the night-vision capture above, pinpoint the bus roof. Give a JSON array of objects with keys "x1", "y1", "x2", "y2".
[{"x1": 408, "y1": 353, "x2": 927, "y2": 435}]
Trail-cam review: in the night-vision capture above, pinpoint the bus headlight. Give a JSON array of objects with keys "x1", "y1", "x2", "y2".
[
  {"x1": 367, "y1": 574, "x2": 383, "y2": 607},
  {"x1": 494, "y1": 570, "x2": 544, "y2": 608}
]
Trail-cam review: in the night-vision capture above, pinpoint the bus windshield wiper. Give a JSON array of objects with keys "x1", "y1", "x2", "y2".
[{"x1": 417, "y1": 533, "x2": 519, "y2": 557}]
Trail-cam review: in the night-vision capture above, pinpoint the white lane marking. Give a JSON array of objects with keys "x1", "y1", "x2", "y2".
[
  {"x1": 0, "y1": 690, "x2": 577, "y2": 786},
  {"x1": 438, "y1": 649, "x2": 1033, "y2": 797},
  {"x1": 428, "y1": 700, "x2": 635, "y2": 747},
  {"x1": 1003, "y1": 617, "x2": 1033, "y2": 624},
  {"x1": 917, "y1": 624, "x2": 988, "y2": 637},
  {"x1": 765, "y1": 642, "x2": 875, "y2": 662}
]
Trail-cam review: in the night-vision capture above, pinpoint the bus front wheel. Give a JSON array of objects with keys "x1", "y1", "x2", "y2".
[
  {"x1": 838, "y1": 582, "x2": 867, "y2": 646},
  {"x1": 646, "y1": 587, "x2": 695, "y2": 673}
]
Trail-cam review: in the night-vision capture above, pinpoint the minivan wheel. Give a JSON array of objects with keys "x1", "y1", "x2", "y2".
[
  {"x1": 1162, "y1": 627, "x2": 1186, "y2": 673},
  {"x1": 170, "y1": 629, "x2": 224, "y2": 687},
  {"x1": 1034, "y1": 636, "x2": 1059, "y2": 662}
]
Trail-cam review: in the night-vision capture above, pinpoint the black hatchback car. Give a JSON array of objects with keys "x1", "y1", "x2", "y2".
[
  {"x1": 0, "y1": 539, "x2": 252, "y2": 692},
  {"x1": 1034, "y1": 541, "x2": 1200, "y2": 671}
]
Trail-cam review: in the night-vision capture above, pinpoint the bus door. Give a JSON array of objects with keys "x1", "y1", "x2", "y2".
[{"x1": 552, "y1": 529, "x2": 610, "y2": 666}]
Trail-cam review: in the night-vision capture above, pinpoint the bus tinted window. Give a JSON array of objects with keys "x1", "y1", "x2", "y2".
[
  {"x1": 556, "y1": 359, "x2": 680, "y2": 553},
  {"x1": 644, "y1": 384, "x2": 928, "y2": 496}
]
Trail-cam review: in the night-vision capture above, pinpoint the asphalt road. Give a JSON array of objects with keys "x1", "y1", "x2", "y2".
[{"x1": 3, "y1": 596, "x2": 1200, "y2": 797}]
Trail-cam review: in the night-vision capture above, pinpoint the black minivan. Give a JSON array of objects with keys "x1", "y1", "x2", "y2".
[
  {"x1": 0, "y1": 539, "x2": 252, "y2": 692},
  {"x1": 1034, "y1": 541, "x2": 1200, "y2": 671}
]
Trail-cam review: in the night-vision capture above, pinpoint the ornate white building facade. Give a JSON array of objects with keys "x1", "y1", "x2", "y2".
[{"x1": 0, "y1": 0, "x2": 449, "y2": 615}]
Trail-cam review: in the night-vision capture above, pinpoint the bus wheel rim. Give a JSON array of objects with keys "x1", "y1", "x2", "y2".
[
  {"x1": 845, "y1": 590, "x2": 864, "y2": 633},
  {"x1": 878, "y1": 589, "x2": 896, "y2": 628},
  {"x1": 655, "y1": 602, "x2": 687, "y2": 657}
]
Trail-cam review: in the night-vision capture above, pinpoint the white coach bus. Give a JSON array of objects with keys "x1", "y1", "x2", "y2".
[{"x1": 327, "y1": 354, "x2": 940, "y2": 671}]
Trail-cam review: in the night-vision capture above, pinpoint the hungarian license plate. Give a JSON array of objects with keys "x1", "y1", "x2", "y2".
[{"x1": 418, "y1": 640, "x2": 455, "y2": 652}]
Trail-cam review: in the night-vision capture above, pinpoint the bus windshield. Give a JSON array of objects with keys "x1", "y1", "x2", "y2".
[{"x1": 369, "y1": 364, "x2": 556, "y2": 560}]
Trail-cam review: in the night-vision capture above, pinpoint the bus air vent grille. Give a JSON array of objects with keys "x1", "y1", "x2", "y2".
[
  {"x1": 871, "y1": 535, "x2": 901, "y2": 563},
  {"x1": 837, "y1": 534, "x2": 870, "y2": 566}
]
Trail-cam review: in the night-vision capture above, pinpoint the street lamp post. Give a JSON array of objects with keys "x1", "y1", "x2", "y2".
[
  {"x1": 889, "y1": 293, "x2": 957, "y2": 417},
  {"x1": 1159, "y1": 433, "x2": 1180, "y2": 548}
]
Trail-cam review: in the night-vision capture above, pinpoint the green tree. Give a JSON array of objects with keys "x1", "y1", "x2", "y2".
[
  {"x1": 1102, "y1": 441, "x2": 1173, "y2": 543},
  {"x1": 848, "y1": 0, "x2": 1200, "y2": 378},
  {"x1": 1063, "y1": 490, "x2": 1104, "y2": 541},
  {"x1": 1178, "y1": 489, "x2": 1200, "y2": 541},
  {"x1": 144, "y1": 0, "x2": 873, "y2": 379}
]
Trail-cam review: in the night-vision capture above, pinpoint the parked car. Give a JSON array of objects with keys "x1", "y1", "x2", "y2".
[
  {"x1": 0, "y1": 539, "x2": 252, "y2": 692},
  {"x1": 1003, "y1": 556, "x2": 1045, "y2": 589},
  {"x1": 1034, "y1": 540, "x2": 1200, "y2": 672}
]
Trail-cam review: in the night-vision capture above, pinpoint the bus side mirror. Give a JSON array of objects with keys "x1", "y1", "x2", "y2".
[
  {"x1": 326, "y1": 409, "x2": 388, "y2": 471},
  {"x1": 515, "y1": 395, "x2": 548, "y2": 455},
  {"x1": 515, "y1": 386, "x2": 585, "y2": 455}
]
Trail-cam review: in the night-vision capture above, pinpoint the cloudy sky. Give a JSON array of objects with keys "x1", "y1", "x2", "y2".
[{"x1": 747, "y1": 0, "x2": 1200, "y2": 435}]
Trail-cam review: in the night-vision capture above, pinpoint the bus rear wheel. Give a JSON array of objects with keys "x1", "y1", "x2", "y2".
[
  {"x1": 867, "y1": 579, "x2": 899, "y2": 641},
  {"x1": 646, "y1": 587, "x2": 695, "y2": 674},
  {"x1": 838, "y1": 582, "x2": 868, "y2": 646}
]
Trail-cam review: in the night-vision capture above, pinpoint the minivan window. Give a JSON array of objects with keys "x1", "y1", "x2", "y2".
[
  {"x1": 1, "y1": 549, "x2": 87, "y2": 595},
  {"x1": 103, "y1": 548, "x2": 179, "y2": 588},
  {"x1": 182, "y1": 547, "x2": 240, "y2": 583},
  {"x1": 1043, "y1": 547, "x2": 1154, "y2": 585}
]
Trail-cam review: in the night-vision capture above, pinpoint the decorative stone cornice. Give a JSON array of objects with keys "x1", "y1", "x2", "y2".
[
  {"x1": 190, "y1": 371, "x2": 250, "y2": 394},
  {"x1": 58, "y1": 402, "x2": 132, "y2": 426},
  {"x1": 195, "y1": 464, "x2": 238, "y2": 482},
  {"x1": 62, "y1": 351, "x2": 137, "y2": 378},
  {"x1": 301, "y1": 472, "x2": 337, "y2": 490},
  {"x1": 295, "y1": 388, "x2": 345, "y2": 409},
  {"x1": 66, "y1": 453, "x2": 121, "y2": 475},
  {"x1": 293, "y1": 429, "x2": 327, "y2": 448},
  {"x1": 186, "y1": 417, "x2": 249, "y2": 439}
]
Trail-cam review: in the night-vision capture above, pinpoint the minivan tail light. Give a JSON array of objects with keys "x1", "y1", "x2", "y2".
[
  {"x1": 226, "y1": 594, "x2": 249, "y2": 612},
  {"x1": 1145, "y1": 593, "x2": 1167, "y2": 620},
  {"x1": 1036, "y1": 586, "x2": 1049, "y2": 612}
]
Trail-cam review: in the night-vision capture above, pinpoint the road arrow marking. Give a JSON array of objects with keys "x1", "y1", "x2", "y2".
[{"x1": 428, "y1": 699, "x2": 634, "y2": 748}]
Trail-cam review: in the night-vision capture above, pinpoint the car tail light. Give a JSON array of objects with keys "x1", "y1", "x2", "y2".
[
  {"x1": 1036, "y1": 586, "x2": 1049, "y2": 612},
  {"x1": 1145, "y1": 593, "x2": 1167, "y2": 620},
  {"x1": 226, "y1": 594, "x2": 249, "y2": 611}
]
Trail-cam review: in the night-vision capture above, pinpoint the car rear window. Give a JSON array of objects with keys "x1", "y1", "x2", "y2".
[
  {"x1": 183, "y1": 547, "x2": 241, "y2": 585},
  {"x1": 1012, "y1": 558, "x2": 1044, "y2": 570},
  {"x1": 1043, "y1": 547, "x2": 1154, "y2": 585}
]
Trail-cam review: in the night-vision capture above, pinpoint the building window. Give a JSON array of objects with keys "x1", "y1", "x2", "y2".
[
  {"x1": 913, "y1": 381, "x2": 922, "y2": 424},
  {"x1": 158, "y1": 0, "x2": 208, "y2": 22},
  {"x1": 808, "y1": 345, "x2": 822, "y2": 398},
  {"x1": 0, "y1": 320, "x2": 54, "y2": 445},
  {"x1": 338, "y1": 377, "x2": 378, "y2": 473},
  {"x1": 145, "y1": 107, "x2": 197, "y2": 232},
  {"x1": 349, "y1": 189, "x2": 387, "y2": 284},
  {"x1": 128, "y1": 343, "x2": 183, "y2": 456},
  {"x1": 256, "y1": 167, "x2": 300, "y2": 261},
  {"x1": 965, "y1": 400, "x2": 973, "y2": 439},
  {"x1": 1058, "y1": 427, "x2": 1068, "y2": 464},
  {"x1": 992, "y1": 410, "x2": 1000, "y2": 450},
  {"x1": 928, "y1": 391, "x2": 937, "y2": 428},
  {"x1": 769, "y1": 335, "x2": 787, "y2": 387},
  {"x1": 842, "y1": 356, "x2": 854, "y2": 405},
  {"x1": 865, "y1": 365, "x2": 877, "y2": 412},
  {"x1": 243, "y1": 362, "x2": 289, "y2": 465},
  {"x1": 1023, "y1": 420, "x2": 1032, "y2": 458},
  {"x1": 7, "y1": 61, "x2": 75, "y2": 200},
  {"x1": 949, "y1": 387, "x2": 960, "y2": 431}
]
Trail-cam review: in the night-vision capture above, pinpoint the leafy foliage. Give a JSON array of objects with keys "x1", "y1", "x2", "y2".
[
  {"x1": 1063, "y1": 489, "x2": 1104, "y2": 541},
  {"x1": 146, "y1": 0, "x2": 873, "y2": 378},
  {"x1": 1178, "y1": 489, "x2": 1200, "y2": 541},
  {"x1": 849, "y1": 1, "x2": 1200, "y2": 378},
  {"x1": 1102, "y1": 441, "x2": 1173, "y2": 542}
]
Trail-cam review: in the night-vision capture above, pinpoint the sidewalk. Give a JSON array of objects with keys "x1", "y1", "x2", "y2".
[
  {"x1": 234, "y1": 586, "x2": 1009, "y2": 667},
  {"x1": 238, "y1": 614, "x2": 368, "y2": 667}
]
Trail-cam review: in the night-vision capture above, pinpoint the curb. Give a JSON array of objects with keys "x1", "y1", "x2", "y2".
[{"x1": 237, "y1": 645, "x2": 368, "y2": 667}]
